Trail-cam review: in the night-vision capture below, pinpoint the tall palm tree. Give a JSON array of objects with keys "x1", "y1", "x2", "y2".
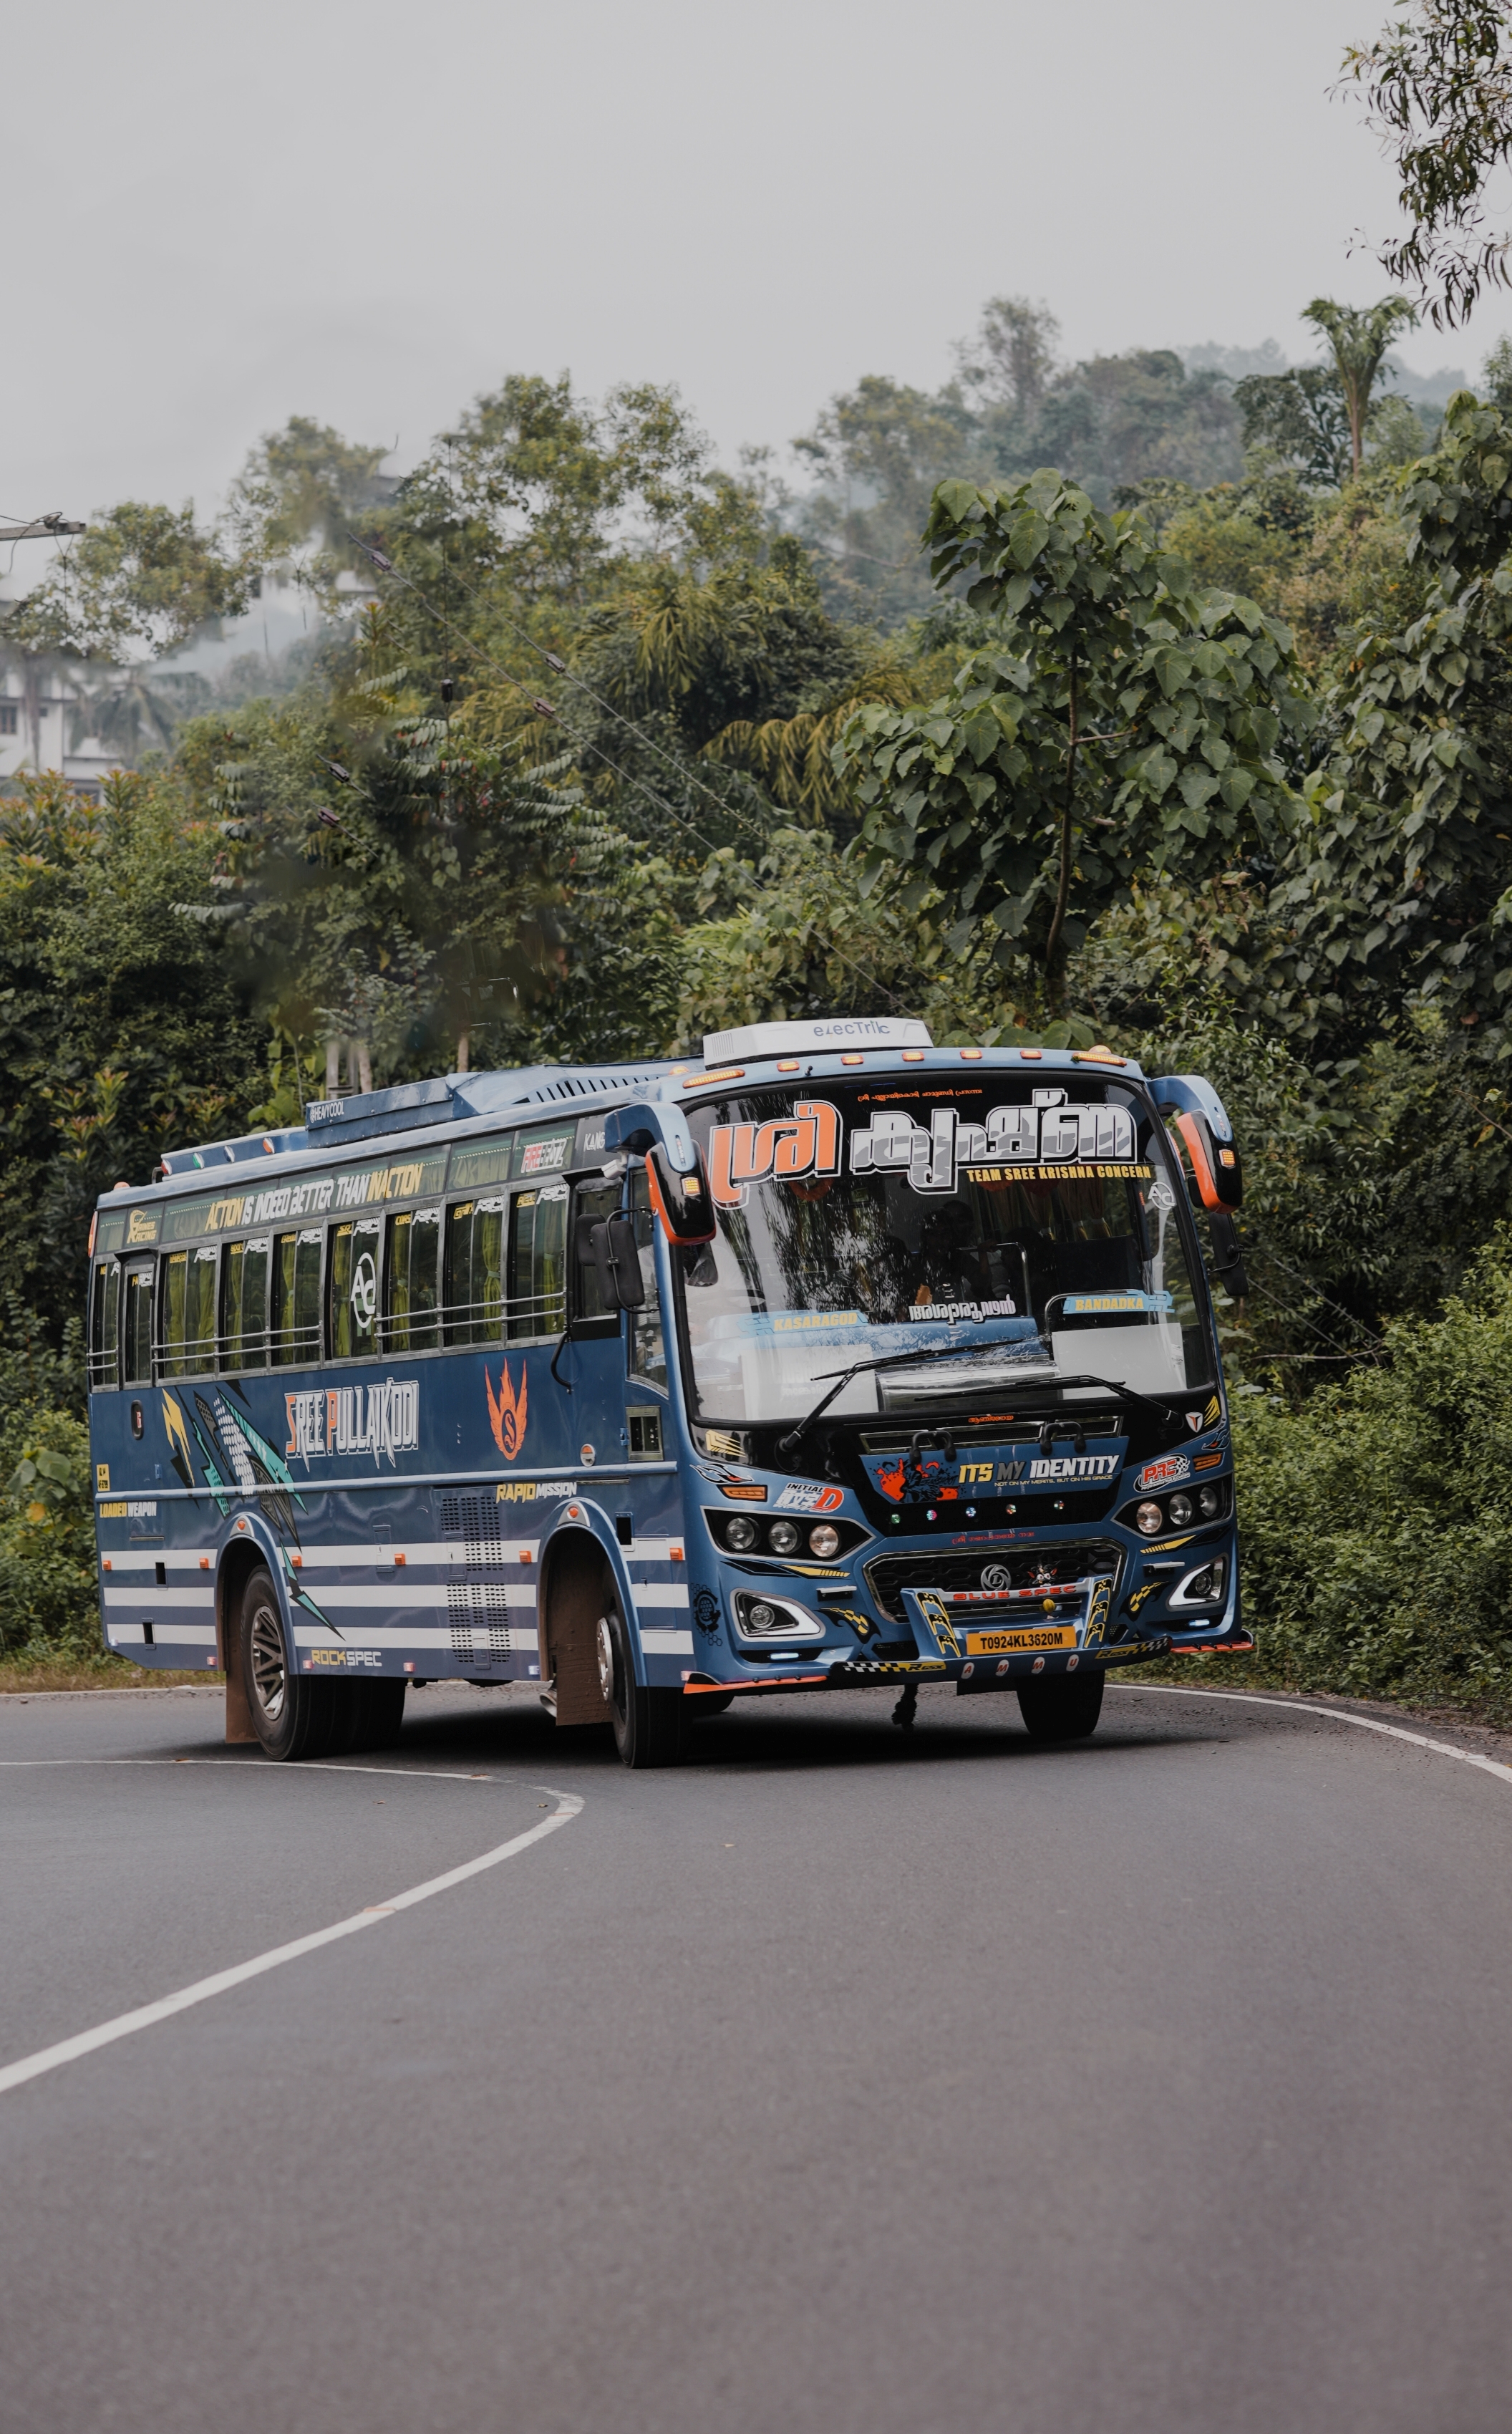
[{"x1": 1302, "y1": 295, "x2": 1420, "y2": 477}]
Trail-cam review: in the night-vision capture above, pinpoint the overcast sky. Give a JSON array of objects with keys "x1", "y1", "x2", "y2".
[{"x1": 4, "y1": 0, "x2": 1505, "y2": 538}]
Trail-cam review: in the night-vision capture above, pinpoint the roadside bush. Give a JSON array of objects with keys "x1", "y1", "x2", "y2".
[
  {"x1": 0, "y1": 1405, "x2": 99, "y2": 1656},
  {"x1": 1226, "y1": 1244, "x2": 1512, "y2": 1714}
]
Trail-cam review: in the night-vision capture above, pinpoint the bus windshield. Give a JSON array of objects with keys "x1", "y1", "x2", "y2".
[{"x1": 678, "y1": 1078, "x2": 1214, "y2": 1427}]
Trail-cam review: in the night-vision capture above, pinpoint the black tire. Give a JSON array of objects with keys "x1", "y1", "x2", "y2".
[
  {"x1": 325, "y1": 1677, "x2": 408, "y2": 1756},
  {"x1": 596, "y1": 1594, "x2": 682, "y2": 1768},
  {"x1": 1016, "y1": 1668, "x2": 1105, "y2": 1743},
  {"x1": 238, "y1": 1568, "x2": 407, "y2": 1761}
]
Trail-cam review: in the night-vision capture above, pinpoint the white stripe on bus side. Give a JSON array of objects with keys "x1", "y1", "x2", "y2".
[
  {"x1": 105, "y1": 1625, "x2": 217, "y2": 1648},
  {"x1": 293, "y1": 1583, "x2": 538, "y2": 1610},
  {"x1": 291, "y1": 1626, "x2": 540, "y2": 1652},
  {"x1": 631, "y1": 1583, "x2": 692, "y2": 1609},
  {"x1": 639, "y1": 1628, "x2": 695, "y2": 1656},
  {"x1": 101, "y1": 1586, "x2": 215, "y2": 1610}
]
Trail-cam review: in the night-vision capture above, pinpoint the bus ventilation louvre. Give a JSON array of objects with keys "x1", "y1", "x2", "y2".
[{"x1": 441, "y1": 1494, "x2": 514, "y2": 1668}]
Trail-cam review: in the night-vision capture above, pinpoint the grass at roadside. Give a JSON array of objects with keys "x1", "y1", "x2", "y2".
[{"x1": 0, "y1": 1653, "x2": 223, "y2": 1694}]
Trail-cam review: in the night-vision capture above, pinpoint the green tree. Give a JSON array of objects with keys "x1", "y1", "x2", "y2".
[
  {"x1": 1343, "y1": 0, "x2": 1512, "y2": 327},
  {"x1": 1233, "y1": 365, "x2": 1354, "y2": 487},
  {"x1": 1301, "y1": 295, "x2": 1420, "y2": 475},
  {"x1": 224, "y1": 416, "x2": 396, "y2": 594},
  {"x1": 836, "y1": 473, "x2": 1310, "y2": 1020},
  {"x1": 1276, "y1": 390, "x2": 1512, "y2": 1044},
  {"x1": 0, "y1": 771, "x2": 265, "y2": 1332},
  {"x1": 4, "y1": 503, "x2": 253, "y2": 660}
]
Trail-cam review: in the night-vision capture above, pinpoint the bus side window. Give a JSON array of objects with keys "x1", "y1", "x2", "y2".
[
  {"x1": 271, "y1": 1229, "x2": 323, "y2": 1367},
  {"x1": 508, "y1": 1184, "x2": 568, "y2": 1341},
  {"x1": 89, "y1": 1260, "x2": 121, "y2": 1390},
  {"x1": 629, "y1": 1167, "x2": 667, "y2": 1391},
  {"x1": 161, "y1": 1245, "x2": 218, "y2": 1377},
  {"x1": 445, "y1": 1199, "x2": 505, "y2": 1344},
  {"x1": 329, "y1": 1216, "x2": 382, "y2": 1360},
  {"x1": 122, "y1": 1265, "x2": 155, "y2": 1385},
  {"x1": 387, "y1": 1206, "x2": 441, "y2": 1351},
  {"x1": 221, "y1": 1236, "x2": 270, "y2": 1371}
]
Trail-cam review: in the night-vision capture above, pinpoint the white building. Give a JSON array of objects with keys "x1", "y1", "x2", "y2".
[{"x1": 0, "y1": 649, "x2": 125, "y2": 800}]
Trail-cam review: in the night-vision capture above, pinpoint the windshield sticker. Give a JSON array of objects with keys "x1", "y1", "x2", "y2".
[
  {"x1": 906, "y1": 1296, "x2": 1018, "y2": 1323},
  {"x1": 709, "y1": 1101, "x2": 842, "y2": 1207},
  {"x1": 711, "y1": 1090, "x2": 1146, "y2": 1207},
  {"x1": 774, "y1": 1483, "x2": 845, "y2": 1512},
  {"x1": 851, "y1": 1092, "x2": 1138, "y2": 1197},
  {"x1": 1060, "y1": 1291, "x2": 1173, "y2": 1317}
]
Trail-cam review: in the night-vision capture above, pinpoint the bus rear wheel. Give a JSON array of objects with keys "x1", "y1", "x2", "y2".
[
  {"x1": 1015, "y1": 1669, "x2": 1105, "y2": 1743},
  {"x1": 597, "y1": 1598, "x2": 682, "y2": 1769},
  {"x1": 238, "y1": 1567, "x2": 405, "y2": 1762}
]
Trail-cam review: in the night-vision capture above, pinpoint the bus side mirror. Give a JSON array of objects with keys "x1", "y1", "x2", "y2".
[
  {"x1": 1207, "y1": 1210, "x2": 1249, "y2": 1300},
  {"x1": 588, "y1": 1214, "x2": 645, "y2": 1310},
  {"x1": 1149, "y1": 1076, "x2": 1242, "y2": 1210},
  {"x1": 645, "y1": 1144, "x2": 716, "y2": 1245},
  {"x1": 1174, "y1": 1111, "x2": 1243, "y2": 1212}
]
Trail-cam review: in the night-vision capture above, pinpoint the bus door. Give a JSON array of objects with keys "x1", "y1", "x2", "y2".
[{"x1": 568, "y1": 1166, "x2": 673, "y2": 1535}]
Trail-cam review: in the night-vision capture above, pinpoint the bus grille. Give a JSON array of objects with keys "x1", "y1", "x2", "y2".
[{"x1": 863, "y1": 1541, "x2": 1124, "y2": 1627}]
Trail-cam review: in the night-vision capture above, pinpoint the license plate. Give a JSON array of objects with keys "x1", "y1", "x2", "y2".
[{"x1": 965, "y1": 1623, "x2": 1079, "y2": 1656}]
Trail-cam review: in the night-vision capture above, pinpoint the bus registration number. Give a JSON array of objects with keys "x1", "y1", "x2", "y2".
[{"x1": 965, "y1": 1624, "x2": 1079, "y2": 1656}]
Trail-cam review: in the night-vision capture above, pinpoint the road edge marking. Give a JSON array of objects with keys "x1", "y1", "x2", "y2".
[
  {"x1": 0, "y1": 1790, "x2": 583, "y2": 2099},
  {"x1": 1115, "y1": 1684, "x2": 1512, "y2": 1788}
]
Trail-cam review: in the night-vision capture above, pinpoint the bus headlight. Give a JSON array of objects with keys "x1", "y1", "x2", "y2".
[
  {"x1": 767, "y1": 1520, "x2": 801, "y2": 1555},
  {"x1": 1168, "y1": 1492, "x2": 1195, "y2": 1528},
  {"x1": 1136, "y1": 1502, "x2": 1164, "y2": 1535},
  {"x1": 1198, "y1": 1484, "x2": 1223, "y2": 1519},
  {"x1": 808, "y1": 1524, "x2": 841, "y2": 1558},
  {"x1": 724, "y1": 1514, "x2": 759, "y2": 1552}
]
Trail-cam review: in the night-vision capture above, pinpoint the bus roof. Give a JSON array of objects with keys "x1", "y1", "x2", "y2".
[{"x1": 100, "y1": 1037, "x2": 1146, "y2": 1212}]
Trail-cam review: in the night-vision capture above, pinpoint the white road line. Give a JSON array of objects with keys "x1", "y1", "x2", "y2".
[
  {"x1": 1118, "y1": 1684, "x2": 1512, "y2": 1789},
  {"x1": 0, "y1": 1759, "x2": 510, "y2": 1783},
  {"x1": 0, "y1": 1787, "x2": 583, "y2": 2099}
]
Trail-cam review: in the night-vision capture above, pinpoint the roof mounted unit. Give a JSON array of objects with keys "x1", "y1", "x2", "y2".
[{"x1": 702, "y1": 1017, "x2": 933, "y2": 1062}]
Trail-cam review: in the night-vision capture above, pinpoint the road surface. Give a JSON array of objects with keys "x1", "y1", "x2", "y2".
[{"x1": 1, "y1": 1678, "x2": 1509, "y2": 2433}]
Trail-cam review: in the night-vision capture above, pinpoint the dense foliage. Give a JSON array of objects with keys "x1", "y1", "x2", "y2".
[{"x1": 7, "y1": 280, "x2": 1512, "y2": 1703}]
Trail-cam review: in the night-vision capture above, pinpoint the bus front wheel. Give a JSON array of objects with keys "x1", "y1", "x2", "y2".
[
  {"x1": 238, "y1": 1566, "x2": 404, "y2": 1762},
  {"x1": 597, "y1": 1598, "x2": 682, "y2": 1769},
  {"x1": 1015, "y1": 1669, "x2": 1105, "y2": 1743}
]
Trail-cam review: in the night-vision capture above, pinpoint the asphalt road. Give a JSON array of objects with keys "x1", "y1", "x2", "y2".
[{"x1": 2, "y1": 1678, "x2": 1510, "y2": 2434}]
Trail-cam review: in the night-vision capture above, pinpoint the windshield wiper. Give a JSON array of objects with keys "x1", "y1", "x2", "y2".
[
  {"x1": 776, "y1": 1341, "x2": 1050, "y2": 1459},
  {"x1": 775, "y1": 1356, "x2": 1192, "y2": 1462},
  {"x1": 1011, "y1": 1373, "x2": 1188, "y2": 1437}
]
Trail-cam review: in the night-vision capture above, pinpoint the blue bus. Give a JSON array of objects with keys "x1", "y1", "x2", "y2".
[{"x1": 85, "y1": 1018, "x2": 1252, "y2": 1765}]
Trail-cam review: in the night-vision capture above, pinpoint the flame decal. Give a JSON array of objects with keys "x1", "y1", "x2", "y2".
[{"x1": 486, "y1": 1358, "x2": 528, "y2": 1459}]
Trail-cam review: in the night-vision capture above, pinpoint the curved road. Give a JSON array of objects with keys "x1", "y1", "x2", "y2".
[{"x1": 1, "y1": 1679, "x2": 1510, "y2": 2433}]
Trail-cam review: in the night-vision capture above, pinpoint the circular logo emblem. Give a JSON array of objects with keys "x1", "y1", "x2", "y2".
[
  {"x1": 981, "y1": 1562, "x2": 1012, "y2": 1593},
  {"x1": 1146, "y1": 1179, "x2": 1176, "y2": 1212},
  {"x1": 579, "y1": 1442, "x2": 596, "y2": 1466},
  {"x1": 351, "y1": 1252, "x2": 377, "y2": 1331}
]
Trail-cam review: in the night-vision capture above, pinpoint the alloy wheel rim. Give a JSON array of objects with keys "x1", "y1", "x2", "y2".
[
  {"x1": 250, "y1": 1601, "x2": 287, "y2": 1721},
  {"x1": 596, "y1": 1614, "x2": 615, "y2": 1707}
]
